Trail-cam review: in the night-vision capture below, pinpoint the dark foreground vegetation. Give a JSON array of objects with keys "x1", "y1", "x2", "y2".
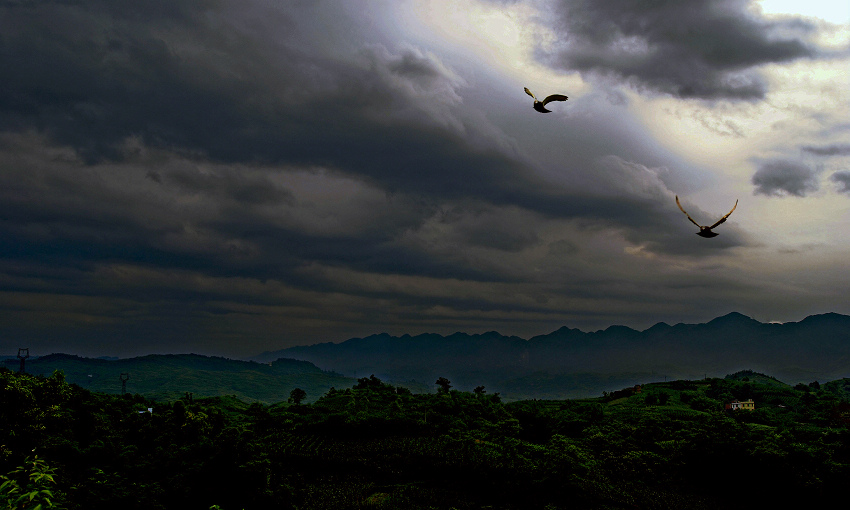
[{"x1": 2, "y1": 368, "x2": 849, "y2": 509}]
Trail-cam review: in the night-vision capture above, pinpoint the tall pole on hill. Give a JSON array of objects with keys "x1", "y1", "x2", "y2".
[
  {"x1": 17, "y1": 348, "x2": 29, "y2": 373},
  {"x1": 120, "y1": 373, "x2": 129, "y2": 395}
]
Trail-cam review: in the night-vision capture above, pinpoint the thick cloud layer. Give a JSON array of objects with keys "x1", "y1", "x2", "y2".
[
  {"x1": 751, "y1": 160, "x2": 818, "y2": 197},
  {"x1": 546, "y1": 0, "x2": 817, "y2": 100}
]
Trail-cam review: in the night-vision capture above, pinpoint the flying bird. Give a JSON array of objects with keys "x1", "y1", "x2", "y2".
[
  {"x1": 524, "y1": 87, "x2": 568, "y2": 113},
  {"x1": 675, "y1": 196, "x2": 738, "y2": 238}
]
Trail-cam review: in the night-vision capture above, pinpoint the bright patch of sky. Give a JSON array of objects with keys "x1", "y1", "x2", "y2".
[
  {"x1": 397, "y1": 0, "x2": 587, "y2": 96},
  {"x1": 407, "y1": 0, "x2": 850, "y2": 298},
  {"x1": 756, "y1": 0, "x2": 850, "y2": 23}
]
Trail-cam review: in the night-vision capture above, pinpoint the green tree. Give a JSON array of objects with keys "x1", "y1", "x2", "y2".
[
  {"x1": 435, "y1": 377, "x2": 452, "y2": 394},
  {"x1": 288, "y1": 388, "x2": 307, "y2": 405},
  {"x1": 172, "y1": 399, "x2": 187, "y2": 425},
  {"x1": 354, "y1": 374, "x2": 389, "y2": 391}
]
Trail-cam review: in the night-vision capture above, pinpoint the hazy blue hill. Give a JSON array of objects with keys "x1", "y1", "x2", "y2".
[
  {"x1": 265, "y1": 330, "x2": 531, "y2": 387},
  {"x1": 8, "y1": 353, "x2": 353, "y2": 404},
  {"x1": 783, "y1": 313, "x2": 850, "y2": 351},
  {"x1": 259, "y1": 312, "x2": 850, "y2": 399},
  {"x1": 706, "y1": 311, "x2": 762, "y2": 327},
  {"x1": 644, "y1": 321, "x2": 672, "y2": 334},
  {"x1": 796, "y1": 311, "x2": 850, "y2": 328},
  {"x1": 601, "y1": 324, "x2": 642, "y2": 337}
]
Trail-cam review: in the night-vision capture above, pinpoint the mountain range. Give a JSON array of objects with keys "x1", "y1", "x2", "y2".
[
  {"x1": 255, "y1": 312, "x2": 850, "y2": 398},
  {"x1": 6, "y1": 312, "x2": 849, "y2": 401}
]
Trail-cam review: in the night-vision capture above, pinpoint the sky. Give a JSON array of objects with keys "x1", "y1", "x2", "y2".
[{"x1": 1, "y1": 0, "x2": 848, "y2": 358}]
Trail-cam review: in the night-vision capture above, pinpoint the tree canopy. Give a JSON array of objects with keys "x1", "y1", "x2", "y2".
[{"x1": 1, "y1": 367, "x2": 848, "y2": 509}]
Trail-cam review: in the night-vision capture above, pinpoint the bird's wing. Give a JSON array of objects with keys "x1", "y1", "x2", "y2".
[
  {"x1": 524, "y1": 87, "x2": 537, "y2": 100},
  {"x1": 675, "y1": 196, "x2": 703, "y2": 228},
  {"x1": 541, "y1": 94, "x2": 568, "y2": 105},
  {"x1": 708, "y1": 199, "x2": 738, "y2": 229}
]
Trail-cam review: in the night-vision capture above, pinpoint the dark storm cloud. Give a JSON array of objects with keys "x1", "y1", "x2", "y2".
[
  {"x1": 449, "y1": 205, "x2": 542, "y2": 253},
  {"x1": 164, "y1": 164, "x2": 294, "y2": 205},
  {"x1": 0, "y1": 0, "x2": 766, "y2": 357},
  {"x1": 831, "y1": 171, "x2": 850, "y2": 194},
  {"x1": 802, "y1": 144, "x2": 850, "y2": 156},
  {"x1": 752, "y1": 159, "x2": 818, "y2": 197},
  {"x1": 0, "y1": 131, "x2": 517, "y2": 294},
  {"x1": 0, "y1": 0, "x2": 716, "y2": 254},
  {"x1": 0, "y1": 1, "x2": 545, "y2": 207},
  {"x1": 0, "y1": 0, "x2": 733, "y2": 243},
  {"x1": 0, "y1": 0, "x2": 358, "y2": 165},
  {"x1": 546, "y1": 0, "x2": 817, "y2": 100}
]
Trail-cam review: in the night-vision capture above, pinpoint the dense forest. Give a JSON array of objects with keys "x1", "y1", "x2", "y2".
[{"x1": 2, "y1": 368, "x2": 848, "y2": 509}]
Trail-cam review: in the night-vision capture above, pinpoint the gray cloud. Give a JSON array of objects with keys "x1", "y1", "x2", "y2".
[
  {"x1": 831, "y1": 171, "x2": 850, "y2": 194},
  {"x1": 803, "y1": 144, "x2": 850, "y2": 156},
  {"x1": 164, "y1": 164, "x2": 294, "y2": 206},
  {"x1": 752, "y1": 159, "x2": 818, "y2": 197},
  {"x1": 0, "y1": 1, "x2": 548, "y2": 206},
  {"x1": 0, "y1": 0, "x2": 285, "y2": 162},
  {"x1": 546, "y1": 0, "x2": 817, "y2": 100},
  {"x1": 0, "y1": 0, "x2": 725, "y2": 238}
]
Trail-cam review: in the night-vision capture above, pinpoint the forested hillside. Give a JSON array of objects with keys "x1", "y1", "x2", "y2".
[
  {"x1": 1, "y1": 368, "x2": 848, "y2": 509},
  {"x1": 4, "y1": 353, "x2": 356, "y2": 404}
]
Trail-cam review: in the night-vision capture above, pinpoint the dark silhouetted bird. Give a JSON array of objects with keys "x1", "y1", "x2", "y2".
[
  {"x1": 675, "y1": 196, "x2": 738, "y2": 238},
  {"x1": 524, "y1": 87, "x2": 568, "y2": 113}
]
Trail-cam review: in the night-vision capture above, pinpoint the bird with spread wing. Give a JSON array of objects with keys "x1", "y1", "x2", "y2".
[
  {"x1": 524, "y1": 87, "x2": 568, "y2": 113},
  {"x1": 675, "y1": 196, "x2": 738, "y2": 238}
]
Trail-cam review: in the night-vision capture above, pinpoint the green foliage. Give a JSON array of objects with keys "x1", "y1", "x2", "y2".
[
  {"x1": 353, "y1": 374, "x2": 387, "y2": 391},
  {"x1": 0, "y1": 455, "x2": 64, "y2": 510}
]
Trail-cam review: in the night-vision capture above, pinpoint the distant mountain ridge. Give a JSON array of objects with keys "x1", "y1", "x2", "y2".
[{"x1": 255, "y1": 312, "x2": 850, "y2": 397}]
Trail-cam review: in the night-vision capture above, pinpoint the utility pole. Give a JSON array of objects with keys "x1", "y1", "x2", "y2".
[
  {"x1": 17, "y1": 348, "x2": 29, "y2": 373},
  {"x1": 120, "y1": 373, "x2": 129, "y2": 395}
]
